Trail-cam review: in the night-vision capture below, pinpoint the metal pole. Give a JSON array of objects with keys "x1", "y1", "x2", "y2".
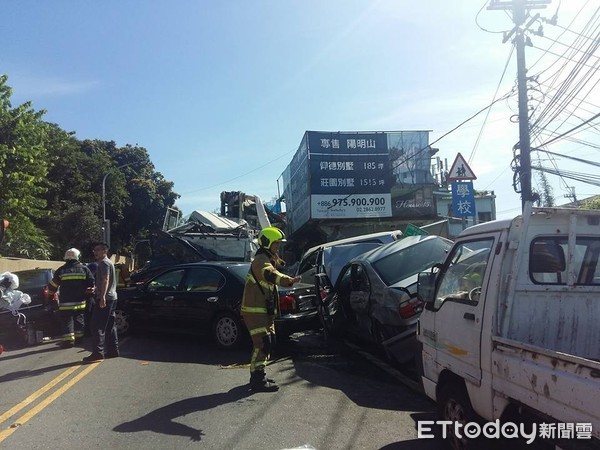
[{"x1": 514, "y1": 0, "x2": 533, "y2": 211}]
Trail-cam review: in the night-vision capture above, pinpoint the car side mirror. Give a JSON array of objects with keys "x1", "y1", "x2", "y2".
[{"x1": 417, "y1": 271, "x2": 436, "y2": 305}]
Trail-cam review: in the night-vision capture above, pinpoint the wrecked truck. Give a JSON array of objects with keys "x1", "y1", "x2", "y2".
[{"x1": 131, "y1": 211, "x2": 258, "y2": 284}]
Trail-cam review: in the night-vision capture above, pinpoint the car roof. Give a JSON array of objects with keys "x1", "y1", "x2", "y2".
[
  {"x1": 152, "y1": 261, "x2": 250, "y2": 270},
  {"x1": 350, "y1": 235, "x2": 452, "y2": 264},
  {"x1": 301, "y1": 230, "x2": 403, "y2": 259},
  {"x1": 12, "y1": 268, "x2": 54, "y2": 273}
]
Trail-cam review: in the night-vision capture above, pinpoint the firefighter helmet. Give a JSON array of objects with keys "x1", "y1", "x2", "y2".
[
  {"x1": 258, "y1": 227, "x2": 286, "y2": 249},
  {"x1": 64, "y1": 248, "x2": 81, "y2": 261}
]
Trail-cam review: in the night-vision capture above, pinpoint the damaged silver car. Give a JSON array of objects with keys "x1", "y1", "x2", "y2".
[{"x1": 318, "y1": 235, "x2": 452, "y2": 364}]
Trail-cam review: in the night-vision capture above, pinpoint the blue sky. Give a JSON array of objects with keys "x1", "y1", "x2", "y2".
[{"x1": 3, "y1": 0, "x2": 598, "y2": 220}]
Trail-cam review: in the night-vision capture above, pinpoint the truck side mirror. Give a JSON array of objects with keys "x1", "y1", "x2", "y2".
[{"x1": 417, "y1": 271, "x2": 436, "y2": 305}]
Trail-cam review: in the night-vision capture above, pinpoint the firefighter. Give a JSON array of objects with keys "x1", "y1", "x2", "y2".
[
  {"x1": 241, "y1": 227, "x2": 301, "y2": 392},
  {"x1": 49, "y1": 248, "x2": 95, "y2": 348}
]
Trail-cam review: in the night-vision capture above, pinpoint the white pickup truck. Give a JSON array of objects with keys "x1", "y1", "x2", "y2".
[{"x1": 417, "y1": 206, "x2": 600, "y2": 449}]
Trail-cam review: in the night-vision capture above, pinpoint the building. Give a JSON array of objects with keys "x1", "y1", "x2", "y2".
[{"x1": 280, "y1": 130, "x2": 440, "y2": 254}]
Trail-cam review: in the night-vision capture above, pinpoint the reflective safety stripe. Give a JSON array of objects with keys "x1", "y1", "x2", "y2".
[
  {"x1": 241, "y1": 306, "x2": 268, "y2": 314},
  {"x1": 61, "y1": 274, "x2": 87, "y2": 281},
  {"x1": 246, "y1": 273, "x2": 271, "y2": 292},
  {"x1": 249, "y1": 326, "x2": 267, "y2": 336},
  {"x1": 59, "y1": 303, "x2": 87, "y2": 311},
  {"x1": 250, "y1": 348, "x2": 260, "y2": 372}
]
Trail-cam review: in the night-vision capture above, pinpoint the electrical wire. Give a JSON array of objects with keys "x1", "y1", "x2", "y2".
[
  {"x1": 390, "y1": 90, "x2": 515, "y2": 173},
  {"x1": 181, "y1": 149, "x2": 295, "y2": 194},
  {"x1": 467, "y1": 46, "x2": 514, "y2": 165}
]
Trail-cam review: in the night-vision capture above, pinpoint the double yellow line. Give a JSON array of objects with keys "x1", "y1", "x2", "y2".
[{"x1": 0, "y1": 361, "x2": 101, "y2": 443}]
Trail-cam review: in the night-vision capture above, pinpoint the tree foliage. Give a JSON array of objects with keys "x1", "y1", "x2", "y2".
[
  {"x1": 0, "y1": 75, "x2": 179, "y2": 260},
  {"x1": 581, "y1": 196, "x2": 600, "y2": 210},
  {"x1": 0, "y1": 75, "x2": 51, "y2": 258}
]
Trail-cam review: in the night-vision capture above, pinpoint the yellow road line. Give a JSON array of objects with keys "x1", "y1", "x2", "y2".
[
  {"x1": 0, "y1": 365, "x2": 81, "y2": 425},
  {"x1": 0, "y1": 362, "x2": 101, "y2": 443}
]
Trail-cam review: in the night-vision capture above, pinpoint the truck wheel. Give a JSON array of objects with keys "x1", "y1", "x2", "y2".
[{"x1": 437, "y1": 382, "x2": 479, "y2": 450}]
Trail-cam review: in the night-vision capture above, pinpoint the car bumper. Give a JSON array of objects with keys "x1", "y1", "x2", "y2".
[{"x1": 275, "y1": 309, "x2": 319, "y2": 335}]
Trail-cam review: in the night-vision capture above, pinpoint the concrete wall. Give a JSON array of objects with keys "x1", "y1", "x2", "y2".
[
  {"x1": 0, "y1": 257, "x2": 64, "y2": 273},
  {"x1": 0, "y1": 256, "x2": 132, "y2": 274}
]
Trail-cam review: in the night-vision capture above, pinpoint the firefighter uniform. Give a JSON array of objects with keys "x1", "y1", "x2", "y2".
[
  {"x1": 241, "y1": 227, "x2": 300, "y2": 392},
  {"x1": 49, "y1": 249, "x2": 95, "y2": 347}
]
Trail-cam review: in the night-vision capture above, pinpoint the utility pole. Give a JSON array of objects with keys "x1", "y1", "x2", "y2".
[{"x1": 488, "y1": 0, "x2": 550, "y2": 211}]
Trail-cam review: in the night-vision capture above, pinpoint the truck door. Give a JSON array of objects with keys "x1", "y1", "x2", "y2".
[{"x1": 429, "y1": 236, "x2": 497, "y2": 385}]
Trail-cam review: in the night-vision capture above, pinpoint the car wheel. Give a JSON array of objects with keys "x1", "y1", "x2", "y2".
[
  {"x1": 437, "y1": 382, "x2": 479, "y2": 450},
  {"x1": 114, "y1": 309, "x2": 130, "y2": 336},
  {"x1": 213, "y1": 313, "x2": 245, "y2": 350}
]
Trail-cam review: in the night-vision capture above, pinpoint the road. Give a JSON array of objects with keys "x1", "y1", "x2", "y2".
[{"x1": 0, "y1": 330, "x2": 443, "y2": 449}]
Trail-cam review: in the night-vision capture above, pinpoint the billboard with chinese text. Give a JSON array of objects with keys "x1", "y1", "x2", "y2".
[{"x1": 282, "y1": 131, "x2": 437, "y2": 233}]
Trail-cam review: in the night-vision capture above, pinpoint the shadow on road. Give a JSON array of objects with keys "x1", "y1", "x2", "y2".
[
  {"x1": 113, "y1": 384, "x2": 253, "y2": 441},
  {"x1": 0, "y1": 343, "x2": 63, "y2": 362},
  {"x1": 274, "y1": 331, "x2": 436, "y2": 413},
  {"x1": 119, "y1": 332, "x2": 251, "y2": 367},
  {"x1": 0, "y1": 359, "x2": 84, "y2": 383}
]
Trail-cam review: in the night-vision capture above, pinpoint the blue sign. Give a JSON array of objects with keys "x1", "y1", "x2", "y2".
[{"x1": 451, "y1": 181, "x2": 476, "y2": 218}]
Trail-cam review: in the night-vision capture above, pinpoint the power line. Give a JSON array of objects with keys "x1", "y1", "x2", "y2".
[
  {"x1": 180, "y1": 149, "x2": 295, "y2": 194},
  {"x1": 390, "y1": 91, "x2": 515, "y2": 173},
  {"x1": 467, "y1": 46, "x2": 515, "y2": 165}
]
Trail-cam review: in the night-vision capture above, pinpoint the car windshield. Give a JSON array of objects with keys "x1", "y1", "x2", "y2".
[
  {"x1": 15, "y1": 270, "x2": 49, "y2": 288},
  {"x1": 373, "y1": 238, "x2": 452, "y2": 286}
]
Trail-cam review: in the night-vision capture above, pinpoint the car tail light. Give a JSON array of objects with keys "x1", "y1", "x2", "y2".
[
  {"x1": 42, "y1": 286, "x2": 58, "y2": 303},
  {"x1": 279, "y1": 294, "x2": 297, "y2": 314},
  {"x1": 399, "y1": 297, "x2": 424, "y2": 319}
]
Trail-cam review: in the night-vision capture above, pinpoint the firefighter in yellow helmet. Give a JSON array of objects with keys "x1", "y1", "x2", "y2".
[{"x1": 241, "y1": 227, "x2": 301, "y2": 392}]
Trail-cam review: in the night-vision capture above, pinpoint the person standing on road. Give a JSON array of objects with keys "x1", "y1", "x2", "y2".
[
  {"x1": 241, "y1": 227, "x2": 301, "y2": 392},
  {"x1": 83, "y1": 242, "x2": 119, "y2": 363},
  {"x1": 48, "y1": 248, "x2": 95, "y2": 348}
]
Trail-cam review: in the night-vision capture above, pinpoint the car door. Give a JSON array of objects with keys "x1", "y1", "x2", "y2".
[
  {"x1": 134, "y1": 268, "x2": 186, "y2": 330},
  {"x1": 429, "y1": 236, "x2": 498, "y2": 386},
  {"x1": 168, "y1": 266, "x2": 227, "y2": 334},
  {"x1": 348, "y1": 264, "x2": 373, "y2": 339}
]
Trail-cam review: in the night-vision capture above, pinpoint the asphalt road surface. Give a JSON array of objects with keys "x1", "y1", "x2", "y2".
[{"x1": 0, "y1": 330, "x2": 443, "y2": 450}]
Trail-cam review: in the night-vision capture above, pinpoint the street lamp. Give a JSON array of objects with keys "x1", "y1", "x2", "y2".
[{"x1": 102, "y1": 163, "x2": 134, "y2": 247}]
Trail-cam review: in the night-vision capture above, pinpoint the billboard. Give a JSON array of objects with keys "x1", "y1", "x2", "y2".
[{"x1": 283, "y1": 131, "x2": 436, "y2": 232}]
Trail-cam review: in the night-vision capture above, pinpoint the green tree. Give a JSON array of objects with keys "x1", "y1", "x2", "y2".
[
  {"x1": 536, "y1": 172, "x2": 555, "y2": 207},
  {"x1": 43, "y1": 135, "x2": 111, "y2": 260},
  {"x1": 109, "y1": 144, "x2": 179, "y2": 253},
  {"x1": 0, "y1": 75, "x2": 51, "y2": 258},
  {"x1": 1, "y1": 75, "x2": 180, "y2": 260},
  {"x1": 581, "y1": 196, "x2": 600, "y2": 210}
]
